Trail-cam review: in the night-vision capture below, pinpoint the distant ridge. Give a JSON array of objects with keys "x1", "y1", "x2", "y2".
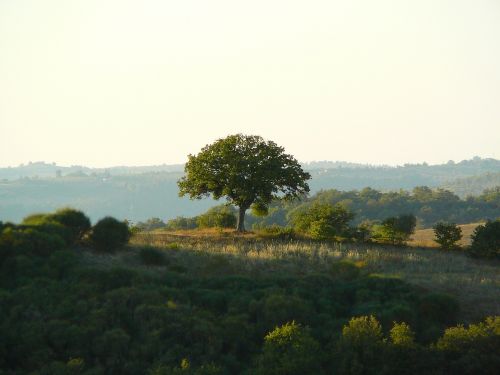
[{"x1": 1, "y1": 157, "x2": 499, "y2": 181}]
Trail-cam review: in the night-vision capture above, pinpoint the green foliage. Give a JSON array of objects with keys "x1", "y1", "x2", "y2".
[
  {"x1": 336, "y1": 316, "x2": 385, "y2": 374},
  {"x1": 435, "y1": 317, "x2": 500, "y2": 375},
  {"x1": 1, "y1": 208, "x2": 499, "y2": 375},
  {"x1": 469, "y1": 220, "x2": 500, "y2": 259},
  {"x1": 90, "y1": 216, "x2": 131, "y2": 252},
  {"x1": 178, "y1": 134, "x2": 310, "y2": 231},
  {"x1": 48, "y1": 208, "x2": 91, "y2": 243},
  {"x1": 433, "y1": 222, "x2": 462, "y2": 250},
  {"x1": 390, "y1": 322, "x2": 416, "y2": 347},
  {"x1": 255, "y1": 321, "x2": 322, "y2": 375},
  {"x1": 22, "y1": 208, "x2": 91, "y2": 245},
  {"x1": 133, "y1": 218, "x2": 166, "y2": 232},
  {"x1": 251, "y1": 186, "x2": 500, "y2": 230},
  {"x1": 196, "y1": 205, "x2": 237, "y2": 229},
  {"x1": 255, "y1": 225, "x2": 295, "y2": 240},
  {"x1": 289, "y1": 202, "x2": 354, "y2": 239},
  {"x1": 372, "y1": 214, "x2": 416, "y2": 245},
  {"x1": 139, "y1": 246, "x2": 168, "y2": 266},
  {"x1": 166, "y1": 216, "x2": 199, "y2": 230},
  {"x1": 418, "y1": 293, "x2": 459, "y2": 329}
]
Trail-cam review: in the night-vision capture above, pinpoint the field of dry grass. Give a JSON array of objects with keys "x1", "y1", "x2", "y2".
[
  {"x1": 409, "y1": 222, "x2": 481, "y2": 248},
  {"x1": 131, "y1": 230, "x2": 499, "y2": 324}
]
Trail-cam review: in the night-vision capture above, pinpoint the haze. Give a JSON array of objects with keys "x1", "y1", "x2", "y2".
[{"x1": 1, "y1": 0, "x2": 499, "y2": 168}]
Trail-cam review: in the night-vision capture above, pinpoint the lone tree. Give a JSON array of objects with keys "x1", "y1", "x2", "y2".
[
  {"x1": 178, "y1": 134, "x2": 311, "y2": 231},
  {"x1": 433, "y1": 222, "x2": 462, "y2": 250}
]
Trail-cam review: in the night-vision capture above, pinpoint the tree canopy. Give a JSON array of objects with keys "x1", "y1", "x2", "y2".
[{"x1": 178, "y1": 134, "x2": 310, "y2": 231}]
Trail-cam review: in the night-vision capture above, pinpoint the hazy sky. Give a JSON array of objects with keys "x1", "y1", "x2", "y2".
[{"x1": 1, "y1": 0, "x2": 499, "y2": 167}]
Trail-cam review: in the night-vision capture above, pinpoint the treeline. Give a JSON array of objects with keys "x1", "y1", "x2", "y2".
[
  {"x1": 0, "y1": 209, "x2": 499, "y2": 374},
  {"x1": 251, "y1": 186, "x2": 500, "y2": 228},
  {"x1": 159, "y1": 186, "x2": 500, "y2": 230}
]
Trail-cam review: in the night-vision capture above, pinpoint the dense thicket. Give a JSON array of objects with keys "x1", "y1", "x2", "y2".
[{"x1": 0, "y1": 211, "x2": 499, "y2": 374}]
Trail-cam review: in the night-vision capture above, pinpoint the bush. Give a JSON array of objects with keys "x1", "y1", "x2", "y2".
[
  {"x1": 255, "y1": 321, "x2": 322, "y2": 375},
  {"x1": 469, "y1": 220, "x2": 500, "y2": 259},
  {"x1": 256, "y1": 225, "x2": 295, "y2": 240},
  {"x1": 289, "y1": 202, "x2": 354, "y2": 239},
  {"x1": 90, "y1": 217, "x2": 131, "y2": 252},
  {"x1": 48, "y1": 208, "x2": 91, "y2": 244},
  {"x1": 0, "y1": 227, "x2": 65, "y2": 258},
  {"x1": 197, "y1": 205, "x2": 237, "y2": 229},
  {"x1": 139, "y1": 246, "x2": 168, "y2": 266},
  {"x1": 165, "y1": 216, "x2": 199, "y2": 230},
  {"x1": 336, "y1": 316, "x2": 385, "y2": 374},
  {"x1": 433, "y1": 222, "x2": 462, "y2": 250},
  {"x1": 419, "y1": 293, "x2": 459, "y2": 327},
  {"x1": 372, "y1": 214, "x2": 416, "y2": 245}
]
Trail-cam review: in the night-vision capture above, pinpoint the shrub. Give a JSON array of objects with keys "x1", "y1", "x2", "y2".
[
  {"x1": 435, "y1": 316, "x2": 500, "y2": 375},
  {"x1": 197, "y1": 205, "x2": 237, "y2": 229},
  {"x1": 256, "y1": 225, "x2": 295, "y2": 240},
  {"x1": 419, "y1": 293, "x2": 459, "y2": 326},
  {"x1": 165, "y1": 216, "x2": 199, "y2": 230},
  {"x1": 255, "y1": 321, "x2": 322, "y2": 375},
  {"x1": 0, "y1": 227, "x2": 65, "y2": 258},
  {"x1": 336, "y1": 316, "x2": 385, "y2": 374},
  {"x1": 390, "y1": 322, "x2": 415, "y2": 347},
  {"x1": 289, "y1": 202, "x2": 354, "y2": 239},
  {"x1": 372, "y1": 214, "x2": 416, "y2": 245},
  {"x1": 469, "y1": 220, "x2": 500, "y2": 259},
  {"x1": 139, "y1": 246, "x2": 168, "y2": 266},
  {"x1": 48, "y1": 208, "x2": 91, "y2": 243},
  {"x1": 22, "y1": 213, "x2": 73, "y2": 245},
  {"x1": 90, "y1": 217, "x2": 131, "y2": 252},
  {"x1": 433, "y1": 222, "x2": 462, "y2": 250}
]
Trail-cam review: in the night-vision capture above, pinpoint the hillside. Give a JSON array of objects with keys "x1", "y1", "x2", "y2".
[{"x1": 1, "y1": 157, "x2": 499, "y2": 224}]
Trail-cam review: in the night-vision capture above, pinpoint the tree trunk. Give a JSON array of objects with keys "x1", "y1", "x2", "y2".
[{"x1": 236, "y1": 206, "x2": 247, "y2": 232}]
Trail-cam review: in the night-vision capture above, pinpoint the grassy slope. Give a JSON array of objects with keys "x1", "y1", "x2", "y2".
[{"x1": 131, "y1": 230, "x2": 499, "y2": 324}]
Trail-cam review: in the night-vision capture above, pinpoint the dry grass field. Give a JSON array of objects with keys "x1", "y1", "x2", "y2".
[
  {"x1": 131, "y1": 230, "x2": 499, "y2": 324},
  {"x1": 409, "y1": 223, "x2": 481, "y2": 248}
]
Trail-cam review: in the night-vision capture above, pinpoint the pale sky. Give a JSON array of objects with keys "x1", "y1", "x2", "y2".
[{"x1": 1, "y1": 0, "x2": 499, "y2": 168}]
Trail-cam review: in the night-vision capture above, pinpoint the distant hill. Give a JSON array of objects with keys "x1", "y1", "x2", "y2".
[
  {"x1": 0, "y1": 157, "x2": 499, "y2": 223},
  {"x1": 441, "y1": 172, "x2": 500, "y2": 198}
]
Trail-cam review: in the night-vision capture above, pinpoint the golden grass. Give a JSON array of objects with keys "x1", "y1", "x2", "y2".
[
  {"x1": 409, "y1": 223, "x2": 482, "y2": 248},
  {"x1": 131, "y1": 231, "x2": 499, "y2": 324}
]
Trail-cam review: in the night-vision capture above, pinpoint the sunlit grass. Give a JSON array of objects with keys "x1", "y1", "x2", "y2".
[{"x1": 130, "y1": 232, "x2": 499, "y2": 323}]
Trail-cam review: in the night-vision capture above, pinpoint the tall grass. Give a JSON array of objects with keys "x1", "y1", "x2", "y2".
[{"x1": 131, "y1": 232, "x2": 499, "y2": 323}]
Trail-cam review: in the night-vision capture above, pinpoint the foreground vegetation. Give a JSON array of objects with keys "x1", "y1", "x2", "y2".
[{"x1": 1, "y1": 209, "x2": 499, "y2": 374}]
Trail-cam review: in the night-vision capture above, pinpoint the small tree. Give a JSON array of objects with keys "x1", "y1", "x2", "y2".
[
  {"x1": 469, "y1": 220, "x2": 500, "y2": 259},
  {"x1": 433, "y1": 222, "x2": 462, "y2": 250},
  {"x1": 90, "y1": 217, "x2": 131, "y2": 252},
  {"x1": 178, "y1": 134, "x2": 310, "y2": 232}
]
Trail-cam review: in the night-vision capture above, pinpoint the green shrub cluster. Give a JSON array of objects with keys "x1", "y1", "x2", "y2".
[
  {"x1": 469, "y1": 220, "x2": 500, "y2": 259},
  {"x1": 1, "y1": 216, "x2": 498, "y2": 374}
]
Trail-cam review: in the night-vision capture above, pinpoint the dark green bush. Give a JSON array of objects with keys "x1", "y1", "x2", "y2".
[
  {"x1": 139, "y1": 246, "x2": 168, "y2": 266},
  {"x1": 469, "y1": 220, "x2": 500, "y2": 259},
  {"x1": 419, "y1": 293, "x2": 459, "y2": 327},
  {"x1": 90, "y1": 217, "x2": 131, "y2": 252},
  {"x1": 48, "y1": 208, "x2": 91, "y2": 244}
]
